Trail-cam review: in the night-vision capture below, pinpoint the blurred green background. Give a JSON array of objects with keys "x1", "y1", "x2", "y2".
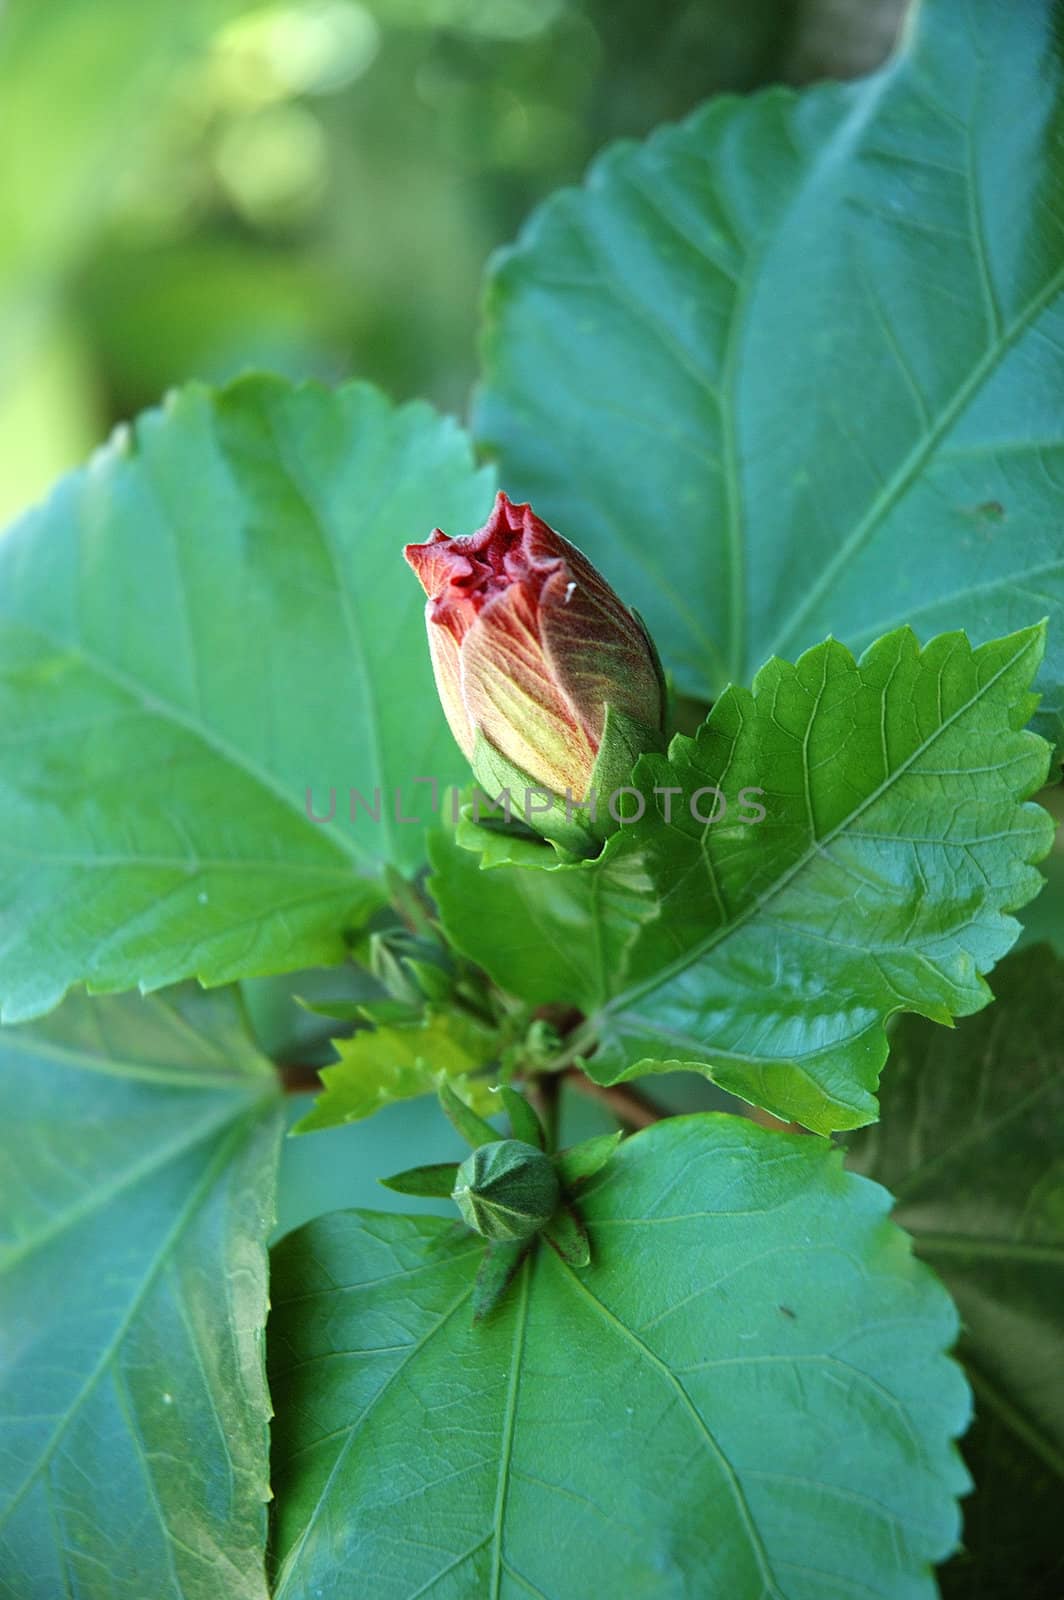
[{"x1": 0, "y1": 0, "x2": 904, "y2": 528}]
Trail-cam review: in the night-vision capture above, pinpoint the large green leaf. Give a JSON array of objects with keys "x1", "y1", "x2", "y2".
[
  {"x1": 269, "y1": 1114, "x2": 969, "y2": 1599},
  {"x1": 847, "y1": 943, "x2": 1064, "y2": 1599},
  {"x1": 0, "y1": 376, "x2": 493, "y2": 1022},
  {"x1": 0, "y1": 986, "x2": 282, "y2": 1599},
  {"x1": 477, "y1": 0, "x2": 1064, "y2": 749},
  {"x1": 432, "y1": 626, "x2": 1052, "y2": 1133}
]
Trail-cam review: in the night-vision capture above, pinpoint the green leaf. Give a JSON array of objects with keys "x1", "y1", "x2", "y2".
[
  {"x1": 295, "y1": 996, "x2": 378, "y2": 1021},
  {"x1": 0, "y1": 986, "x2": 282, "y2": 1599},
  {"x1": 241, "y1": 963, "x2": 386, "y2": 1063},
  {"x1": 478, "y1": 0, "x2": 1064, "y2": 750},
  {"x1": 541, "y1": 1201, "x2": 590, "y2": 1267},
  {"x1": 472, "y1": 1238, "x2": 529, "y2": 1324},
  {"x1": 0, "y1": 375, "x2": 494, "y2": 1023},
  {"x1": 846, "y1": 943, "x2": 1064, "y2": 1599},
  {"x1": 268, "y1": 1115, "x2": 969, "y2": 1599},
  {"x1": 555, "y1": 1129, "x2": 623, "y2": 1188},
  {"x1": 500, "y1": 1084, "x2": 547, "y2": 1149},
  {"x1": 429, "y1": 813, "x2": 653, "y2": 1008},
  {"x1": 379, "y1": 1161, "x2": 461, "y2": 1198},
  {"x1": 438, "y1": 1075, "x2": 501, "y2": 1149},
  {"x1": 292, "y1": 1007, "x2": 501, "y2": 1133},
  {"x1": 433, "y1": 626, "x2": 1052, "y2": 1133}
]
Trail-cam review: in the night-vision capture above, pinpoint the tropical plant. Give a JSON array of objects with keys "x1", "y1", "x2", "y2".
[{"x1": 1, "y1": 2, "x2": 1062, "y2": 1596}]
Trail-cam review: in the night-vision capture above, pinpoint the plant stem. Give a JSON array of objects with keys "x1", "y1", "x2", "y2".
[
  {"x1": 277, "y1": 1061, "x2": 324, "y2": 1095},
  {"x1": 747, "y1": 1105, "x2": 810, "y2": 1135},
  {"x1": 564, "y1": 1069, "x2": 665, "y2": 1130},
  {"x1": 385, "y1": 865, "x2": 434, "y2": 937},
  {"x1": 531, "y1": 1070, "x2": 562, "y2": 1151}
]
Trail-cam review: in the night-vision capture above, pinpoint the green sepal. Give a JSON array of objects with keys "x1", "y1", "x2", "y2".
[
  {"x1": 472, "y1": 1239, "x2": 530, "y2": 1323},
  {"x1": 365, "y1": 933, "x2": 423, "y2": 1005},
  {"x1": 468, "y1": 735, "x2": 596, "y2": 856},
  {"x1": 438, "y1": 1079, "x2": 499, "y2": 1148},
  {"x1": 583, "y1": 702, "x2": 666, "y2": 840},
  {"x1": 554, "y1": 1130, "x2": 623, "y2": 1189},
  {"x1": 461, "y1": 699, "x2": 665, "y2": 859},
  {"x1": 358, "y1": 999, "x2": 425, "y2": 1025},
  {"x1": 500, "y1": 1086, "x2": 547, "y2": 1150},
  {"x1": 297, "y1": 996, "x2": 422, "y2": 1027},
  {"x1": 405, "y1": 958, "x2": 452, "y2": 1003},
  {"x1": 378, "y1": 1162, "x2": 461, "y2": 1198},
  {"x1": 542, "y1": 1202, "x2": 591, "y2": 1267},
  {"x1": 294, "y1": 992, "x2": 428, "y2": 1030},
  {"x1": 295, "y1": 996, "x2": 372, "y2": 1023},
  {"x1": 454, "y1": 799, "x2": 557, "y2": 869},
  {"x1": 630, "y1": 605, "x2": 669, "y2": 724}
]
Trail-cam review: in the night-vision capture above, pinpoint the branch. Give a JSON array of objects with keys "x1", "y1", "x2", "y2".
[
  {"x1": 747, "y1": 1105, "x2": 811, "y2": 1135},
  {"x1": 277, "y1": 1061, "x2": 324, "y2": 1095},
  {"x1": 564, "y1": 1069, "x2": 665, "y2": 1130}
]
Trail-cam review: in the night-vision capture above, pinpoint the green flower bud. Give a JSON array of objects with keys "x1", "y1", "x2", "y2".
[{"x1": 451, "y1": 1138, "x2": 560, "y2": 1241}]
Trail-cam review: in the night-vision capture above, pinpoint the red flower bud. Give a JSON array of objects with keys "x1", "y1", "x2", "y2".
[{"x1": 404, "y1": 493, "x2": 665, "y2": 804}]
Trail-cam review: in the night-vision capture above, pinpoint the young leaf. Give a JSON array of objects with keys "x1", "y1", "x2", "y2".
[
  {"x1": 0, "y1": 375, "x2": 494, "y2": 1023},
  {"x1": 269, "y1": 1115, "x2": 969, "y2": 1600},
  {"x1": 296, "y1": 996, "x2": 382, "y2": 1022},
  {"x1": 554, "y1": 1129, "x2": 623, "y2": 1188},
  {"x1": 472, "y1": 1238, "x2": 529, "y2": 1323},
  {"x1": 242, "y1": 962, "x2": 385, "y2": 1060},
  {"x1": 500, "y1": 1084, "x2": 547, "y2": 1149},
  {"x1": 433, "y1": 626, "x2": 1052, "y2": 1133},
  {"x1": 428, "y1": 814, "x2": 654, "y2": 1007},
  {"x1": 541, "y1": 1202, "x2": 590, "y2": 1267},
  {"x1": 478, "y1": 0, "x2": 1064, "y2": 750},
  {"x1": 0, "y1": 986, "x2": 282, "y2": 1599},
  {"x1": 846, "y1": 943, "x2": 1064, "y2": 1598},
  {"x1": 292, "y1": 1007, "x2": 500, "y2": 1133},
  {"x1": 438, "y1": 1077, "x2": 500, "y2": 1149},
  {"x1": 379, "y1": 1161, "x2": 461, "y2": 1198}
]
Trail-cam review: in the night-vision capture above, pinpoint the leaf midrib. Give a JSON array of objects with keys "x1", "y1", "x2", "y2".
[
  {"x1": 555, "y1": 1256, "x2": 783, "y2": 1600},
  {"x1": 0, "y1": 847, "x2": 357, "y2": 879},
  {"x1": 272, "y1": 1274, "x2": 476, "y2": 1599},
  {"x1": 0, "y1": 1103, "x2": 263, "y2": 1538},
  {"x1": 7, "y1": 1035, "x2": 264, "y2": 1088},
  {"x1": 0, "y1": 1092, "x2": 255, "y2": 1272},
  {"x1": 490, "y1": 1255, "x2": 531, "y2": 1599},
  {"x1": 765, "y1": 255, "x2": 1064, "y2": 663},
  {"x1": 599, "y1": 630, "x2": 1037, "y2": 1032},
  {"x1": 260, "y1": 403, "x2": 400, "y2": 863},
  {"x1": 7, "y1": 616, "x2": 368, "y2": 874},
  {"x1": 841, "y1": 553, "x2": 1064, "y2": 654}
]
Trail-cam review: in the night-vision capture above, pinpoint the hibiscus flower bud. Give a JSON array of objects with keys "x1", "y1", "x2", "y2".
[
  {"x1": 452, "y1": 1138, "x2": 560, "y2": 1241},
  {"x1": 404, "y1": 492, "x2": 665, "y2": 845}
]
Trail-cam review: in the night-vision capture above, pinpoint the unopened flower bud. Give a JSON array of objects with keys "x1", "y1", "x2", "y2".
[
  {"x1": 451, "y1": 1138, "x2": 560, "y2": 1241},
  {"x1": 404, "y1": 493, "x2": 665, "y2": 839}
]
